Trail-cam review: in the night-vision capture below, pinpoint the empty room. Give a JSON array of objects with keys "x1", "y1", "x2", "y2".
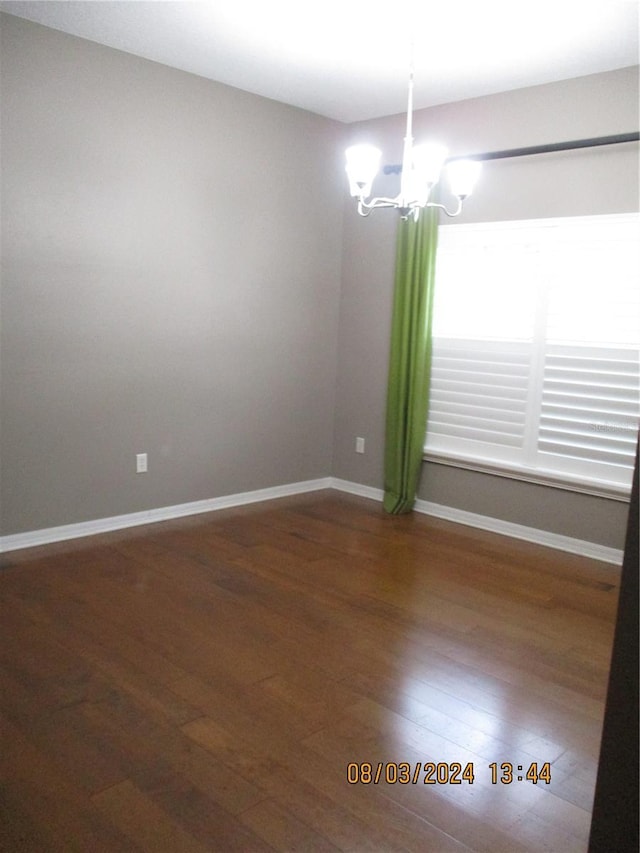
[{"x1": 1, "y1": 2, "x2": 638, "y2": 851}]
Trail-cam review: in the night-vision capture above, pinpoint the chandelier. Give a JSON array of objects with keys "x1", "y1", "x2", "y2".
[{"x1": 345, "y1": 68, "x2": 481, "y2": 220}]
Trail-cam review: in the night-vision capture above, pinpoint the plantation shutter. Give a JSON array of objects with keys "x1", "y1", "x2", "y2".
[
  {"x1": 538, "y1": 345, "x2": 640, "y2": 479},
  {"x1": 425, "y1": 214, "x2": 640, "y2": 494}
]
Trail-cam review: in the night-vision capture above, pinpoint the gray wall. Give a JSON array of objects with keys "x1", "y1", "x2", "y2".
[
  {"x1": 334, "y1": 67, "x2": 639, "y2": 548},
  {"x1": 0, "y1": 14, "x2": 344, "y2": 534}
]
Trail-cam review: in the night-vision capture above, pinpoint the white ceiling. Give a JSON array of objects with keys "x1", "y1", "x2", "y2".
[{"x1": 1, "y1": 0, "x2": 638, "y2": 123}]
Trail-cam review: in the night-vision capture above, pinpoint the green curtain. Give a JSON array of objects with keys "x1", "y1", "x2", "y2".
[{"x1": 383, "y1": 207, "x2": 439, "y2": 514}]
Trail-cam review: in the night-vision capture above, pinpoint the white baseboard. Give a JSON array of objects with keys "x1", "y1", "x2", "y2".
[
  {"x1": 0, "y1": 478, "x2": 332, "y2": 553},
  {"x1": 1, "y1": 475, "x2": 623, "y2": 565},
  {"x1": 330, "y1": 478, "x2": 623, "y2": 565},
  {"x1": 414, "y1": 498, "x2": 623, "y2": 565},
  {"x1": 329, "y1": 478, "x2": 384, "y2": 502}
]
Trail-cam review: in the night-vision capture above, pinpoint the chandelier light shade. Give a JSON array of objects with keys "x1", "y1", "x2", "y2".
[
  {"x1": 345, "y1": 144, "x2": 381, "y2": 198},
  {"x1": 445, "y1": 158, "x2": 482, "y2": 200},
  {"x1": 346, "y1": 69, "x2": 481, "y2": 219}
]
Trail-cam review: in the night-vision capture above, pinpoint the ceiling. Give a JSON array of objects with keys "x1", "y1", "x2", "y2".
[{"x1": 2, "y1": 0, "x2": 638, "y2": 123}]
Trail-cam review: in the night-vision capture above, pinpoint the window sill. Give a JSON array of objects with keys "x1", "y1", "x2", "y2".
[{"x1": 422, "y1": 451, "x2": 632, "y2": 503}]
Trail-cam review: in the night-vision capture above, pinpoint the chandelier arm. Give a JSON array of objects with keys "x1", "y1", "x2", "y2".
[
  {"x1": 424, "y1": 198, "x2": 464, "y2": 217},
  {"x1": 356, "y1": 196, "x2": 465, "y2": 219},
  {"x1": 357, "y1": 196, "x2": 403, "y2": 212},
  {"x1": 362, "y1": 196, "x2": 403, "y2": 207},
  {"x1": 356, "y1": 201, "x2": 375, "y2": 217}
]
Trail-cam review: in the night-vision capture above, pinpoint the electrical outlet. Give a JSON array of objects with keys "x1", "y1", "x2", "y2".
[
  {"x1": 136, "y1": 453, "x2": 148, "y2": 473},
  {"x1": 355, "y1": 437, "x2": 365, "y2": 454}
]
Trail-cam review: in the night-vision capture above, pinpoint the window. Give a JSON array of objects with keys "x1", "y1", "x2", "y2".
[{"x1": 425, "y1": 214, "x2": 640, "y2": 497}]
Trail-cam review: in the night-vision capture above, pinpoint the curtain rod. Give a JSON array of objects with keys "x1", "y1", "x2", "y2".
[
  {"x1": 383, "y1": 132, "x2": 639, "y2": 173},
  {"x1": 451, "y1": 131, "x2": 640, "y2": 162}
]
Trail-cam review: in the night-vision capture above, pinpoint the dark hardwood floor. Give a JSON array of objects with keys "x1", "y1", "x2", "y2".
[{"x1": 0, "y1": 490, "x2": 621, "y2": 852}]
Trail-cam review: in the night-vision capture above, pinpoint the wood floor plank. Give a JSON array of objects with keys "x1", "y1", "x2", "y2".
[
  {"x1": 0, "y1": 490, "x2": 620, "y2": 851},
  {"x1": 93, "y1": 780, "x2": 211, "y2": 853},
  {"x1": 238, "y1": 798, "x2": 341, "y2": 852},
  {"x1": 80, "y1": 686, "x2": 267, "y2": 817},
  {"x1": 0, "y1": 712, "x2": 133, "y2": 851},
  {"x1": 133, "y1": 768, "x2": 276, "y2": 852}
]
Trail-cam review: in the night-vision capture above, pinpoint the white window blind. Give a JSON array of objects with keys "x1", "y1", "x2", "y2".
[{"x1": 425, "y1": 214, "x2": 640, "y2": 495}]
